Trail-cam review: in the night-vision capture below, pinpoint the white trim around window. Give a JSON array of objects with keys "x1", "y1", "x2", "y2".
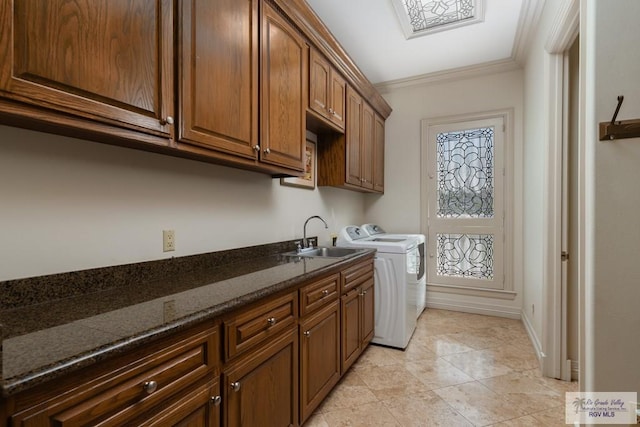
[{"x1": 420, "y1": 109, "x2": 515, "y2": 299}]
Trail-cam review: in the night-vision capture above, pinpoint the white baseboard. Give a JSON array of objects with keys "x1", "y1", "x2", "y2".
[
  {"x1": 521, "y1": 310, "x2": 544, "y2": 362},
  {"x1": 425, "y1": 295, "x2": 522, "y2": 319}
]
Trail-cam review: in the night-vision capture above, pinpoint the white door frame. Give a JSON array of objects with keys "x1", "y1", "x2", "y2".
[{"x1": 541, "y1": 0, "x2": 580, "y2": 381}]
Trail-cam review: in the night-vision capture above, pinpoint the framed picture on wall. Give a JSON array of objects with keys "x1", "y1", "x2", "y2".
[{"x1": 280, "y1": 140, "x2": 316, "y2": 189}]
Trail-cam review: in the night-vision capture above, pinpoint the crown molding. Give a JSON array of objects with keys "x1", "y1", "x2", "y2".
[
  {"x1": 512, "y1": 0, "x2": 547, "y2": 64},
  {"x1": 375, "y1": 58, "x2": 522, "y2": 93}
]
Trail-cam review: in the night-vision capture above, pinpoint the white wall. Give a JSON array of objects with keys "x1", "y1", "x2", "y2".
[
  {"x1": 0, "y1": 125, "x2": 365, "y2": 281},
  {"x1": 366, "y1": 69, "x2": 524, "y2": 318},
  {"x1": 584, "y1": 0, "x2": 640, "y2": 393},
  {"x1": 521, "y1": 0, "x2": 565, "y2": 348}
]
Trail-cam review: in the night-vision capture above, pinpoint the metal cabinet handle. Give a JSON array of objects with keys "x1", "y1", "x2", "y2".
[
  {"x1": 143, "y1": 380, "x2": 158, "y2": 394},
  {"x1": 267, "y1": 317, "x2": 276, "y2": 326},
  {"x1": 210, "y1": 395, "x2": 222, "y2": 406},
  {"x1": 362, "y1": 290, "x2": 367, "y2": 295},
  {"x1": 253, "y1": 145, "x2": 260, "y2": 152},
  {"x1": 264, "y1": 148, "x2": 271, "y2": 154},
  {"x1": 322, "y1": 289, "x2": 329, "y2": 296},
  {"x1": 231, "y1": 381, "x2": 241, "y2": 392},
  {"x1": 303, "y1": 331, "x2": 311, "y2": 337}
]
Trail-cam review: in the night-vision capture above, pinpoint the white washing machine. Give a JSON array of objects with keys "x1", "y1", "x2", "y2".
[
  {"x1": 337, "y1": 226, "x2": 418, "y2": 349},
  {"x1": 361, "y1": 224, "x2": 427, "y2": 317}
]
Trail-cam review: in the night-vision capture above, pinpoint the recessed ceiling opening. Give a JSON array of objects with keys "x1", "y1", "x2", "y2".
[{"x1": 391, "y1": 0, "x2": 485, "y2": 39}]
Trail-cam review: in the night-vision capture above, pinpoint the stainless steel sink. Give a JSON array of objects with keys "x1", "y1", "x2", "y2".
[{"x1": 283, "y1": 247, "x2": 361, "y2": 258}]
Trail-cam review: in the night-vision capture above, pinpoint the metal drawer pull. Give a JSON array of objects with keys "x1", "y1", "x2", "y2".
[
  {"x1": 303, "y1": 331, "x2": 311, "y2": 337},
  {"x1": 264, "y1": 148, "x2": 271, "y2": 154},
  {"x1": 143, "y1": 380, "x2": 158, "y2": 394},
  {"x1": 253, "y1": 145, "x2": 260, "y2": 152},
  {"x1": 267, "y1": 317, "x2": 276, "y2": 326},
  {"x1": 322, "y1": 289, "x2": 329, "y2": 296},
  {"x1": 211, "y1": 395, "x2": 222, "y2": 406},
  {"x1": 231, "y1": 381, "x2": 241, "y2": 392}
]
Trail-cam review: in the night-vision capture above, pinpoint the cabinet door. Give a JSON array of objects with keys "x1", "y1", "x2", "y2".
[
  {"x1": 329, "y1": 71, "x2": 346, "y2": 129},
  {"x1": 224, "y1": 328, "x2": 298, "y2": 427},
  {"x1": 341, "y1": 288, "x2": 362, "y2": 374},
  {"x1": 361, "y1": 102, "x2": 375, "y2": 190},
  {"x1": 299, "y1": 301, "x2": 340, "y2": 423},
  {"x1": 345, "y1": 86, "x2": 363, "y2": 187},
  {"x1": 373, "y1": 113, "x2": 385, "y2": 193},
  {"x1": 178, "y1": 0, "x2": 258, "y2": 159},
  {"x1": 261, "y1": 2, "x2": 307, "y2": 172},
  {"x1": 309, "y1": 49, "x2": 330, "y2": 120},
  {"x1": 0, "y1": 0, "x2": 174, "y2": 137},
  {"x1": 361, "y1": 279, "x2": 375, "y2": 345}
]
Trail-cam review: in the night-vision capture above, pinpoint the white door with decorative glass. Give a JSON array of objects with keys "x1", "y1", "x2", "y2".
[{"x1": 425, "y1": 117, "x2": 505, "y2": 291}]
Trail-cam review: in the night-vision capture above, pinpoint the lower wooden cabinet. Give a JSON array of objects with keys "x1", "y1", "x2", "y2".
[
  {"x1": 1, "y1": 255, "x2": 375, "y2": 427},
  {"x1": 299, "y1": 300, "x2": 341, "y2": 423},
  {"x1": 341, "y1": 259, "x2": 375, "y2": 374},
  {"x1": 223, "y1": 328, "x2": 298, "y2": 427},
  {"x1": 8, "y1": 324, "x2": 220, "y2": 427},
  {"x1": 361, "y1": 278, "x2": 375, "y2": 345}
]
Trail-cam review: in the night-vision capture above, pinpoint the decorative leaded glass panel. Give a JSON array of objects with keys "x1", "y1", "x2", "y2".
[
  {"x1": 402, "y1": 0, "x2": 475, "y2": 33},
  {"x1": 436, "y1": 127, "x2": 494, "y2": 218},
  {"x1": 436, "y1": 233, "x2": 494, "y2": 279}
]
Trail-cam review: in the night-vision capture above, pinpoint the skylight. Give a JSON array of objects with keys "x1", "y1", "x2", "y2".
[{"x1": 391, "y1": 0, "x2": 484, "y2": 39}]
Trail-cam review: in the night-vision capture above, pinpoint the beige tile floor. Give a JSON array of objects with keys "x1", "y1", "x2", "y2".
[{"x1": 305, "y1": 308, "x2": 578, "y2": 427}]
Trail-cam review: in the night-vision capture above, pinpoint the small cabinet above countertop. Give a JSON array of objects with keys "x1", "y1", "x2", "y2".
[{"x1": 317, "y1": 86, "x2": 386, "y2": 194}]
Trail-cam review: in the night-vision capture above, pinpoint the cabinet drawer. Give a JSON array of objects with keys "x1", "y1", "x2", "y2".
[
  {"x1": 341, "y1": 259, "x2": 374, "y2": 293},
  {"x1": 225, "y1": 292, "x2": 297, "y2": 360},
  {"x1": 11, "y1": 325, "x2": 219, "y2": 427},
  {"x1": 299, "y1": 273, "x2": 339, "y2": 316}
]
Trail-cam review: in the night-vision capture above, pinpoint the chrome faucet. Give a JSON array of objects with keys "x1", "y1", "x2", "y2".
[{"x1": 302, "y1": 215, "x2": 328, "y2": 251}]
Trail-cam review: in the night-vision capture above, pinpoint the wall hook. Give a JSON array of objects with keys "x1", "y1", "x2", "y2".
[
  {"x1": 599, "y1": 95, "x2": 640, "y2": 141},
  {"x1": 610, "y1": 95, "x2": 624, "y2": 127}
]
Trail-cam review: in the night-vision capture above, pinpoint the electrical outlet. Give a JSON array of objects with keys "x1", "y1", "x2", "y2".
[{"x1": 163, "y1": 230, "x2": 175, "y2": 252}]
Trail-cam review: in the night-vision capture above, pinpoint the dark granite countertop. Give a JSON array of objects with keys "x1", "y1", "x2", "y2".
[{"x1": 0, "y1": 240, "x2": 374, "y2": 397}]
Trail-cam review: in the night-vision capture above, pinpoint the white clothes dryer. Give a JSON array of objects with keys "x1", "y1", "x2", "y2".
[
  {"x1": 337, "y1": 226, "x2": 418, "y2": 349},
  {"x1": 361, "y1": 224, "x2": 427, "y2": 317}
]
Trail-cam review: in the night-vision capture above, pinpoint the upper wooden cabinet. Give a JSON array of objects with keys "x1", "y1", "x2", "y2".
[
  {"x1": 0, "y1": 0, "x2": 390, "y2": 178},
  {"x1": 318, "y1": 86, "x2": 385, "y2": 193},
  {"x1": 177, "y1": 0, "x2": 259, "y2": 162},
  {"x1": 309, "y1": 48, "x2": 346, "y2": 131},
  {"x1": 0, "y1": 0, "x2": 174, "y2": 141},
  {"x1": 260, "y1": 1, "x2": 307, "y2": 172},
  {"x1": 373, "y1": 113, "x2": 385, "y2": 193},
  {"x1": 345, "y1": 87, "x2": 363, "y2": 187}
]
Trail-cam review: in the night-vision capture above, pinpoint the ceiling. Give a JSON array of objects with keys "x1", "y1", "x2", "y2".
[{"x1": 305, "y1": 0, "x2": 543, "y2": 85}]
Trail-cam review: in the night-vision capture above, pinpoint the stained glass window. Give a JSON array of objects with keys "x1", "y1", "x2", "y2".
[
  {"x1": 436, "y1": 233, "x2": 494, "y2": 279},
  {"x1": 399, "y1": 0, "x2": 477, "y2": 34},
  {"x1": 436, "y1": 127, "x2": 494, "y2": 218}
]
